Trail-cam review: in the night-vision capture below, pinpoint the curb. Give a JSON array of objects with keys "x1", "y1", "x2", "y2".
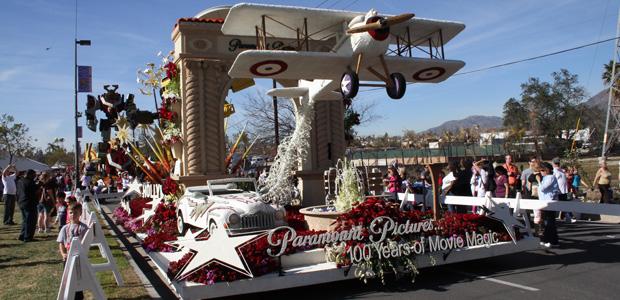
[{"x1": 99, "y1": 202, "x2": 178, "y2": 299}]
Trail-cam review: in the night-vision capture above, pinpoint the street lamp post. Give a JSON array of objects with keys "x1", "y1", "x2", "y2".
[{"x1": 74, "y1": 39, "x2": 90, "y2": 187}]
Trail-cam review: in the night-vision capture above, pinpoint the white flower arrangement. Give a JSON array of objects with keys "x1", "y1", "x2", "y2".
[{"x1": 334, "y1": 158, "x2": 363, "y2": 212}]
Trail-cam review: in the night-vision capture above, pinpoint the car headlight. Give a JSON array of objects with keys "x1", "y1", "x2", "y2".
[
  {"x1": 274, "y1": 210, "x2": 285, "y2": 221},
  {"x1": 227, "y1": 213, "x2": 241, "y2": 225}
]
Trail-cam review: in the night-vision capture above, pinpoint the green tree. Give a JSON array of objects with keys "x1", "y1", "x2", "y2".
[
  {"x1": 502, "y1": 69, "x2": 586, "y2": 156},
  {"x1": 602, "y1": 60, "x2": 619, "y2": 86},
  {"x1": 42, "y1": 138, "x2": 74, "y2": 166},
  {"x1": 0, "y1": 114, "x2": 35, "y2": 164}
]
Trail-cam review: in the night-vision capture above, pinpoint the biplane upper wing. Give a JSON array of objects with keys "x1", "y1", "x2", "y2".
[
  {"x1": 222, "y1": 3, "x2": 464, "y2": 46},
  {"x1": 390, "y1": 18, "x2": 465, "y2": 47},
  {"x1": 228, "y1": 50, "x2": 465, "y2": 83},
  {"x1": 222, "y1": 3, "x2": 354, "y2": 40}
]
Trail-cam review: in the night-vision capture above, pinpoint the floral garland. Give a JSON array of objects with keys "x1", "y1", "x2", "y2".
[
  {"x1": 141, "y1": 201, "x2": 178, "y2": 252},
  {"x1": 112, "y1": 206, "x2": 143, "y2": 233},
  {"x1": 113, "y1": 200, "x2": 179, "y2": 252},
  {"x1": 137, "y1": 51, "x2": 182, "y2": 145},
  {"x1": 328, "y1": 198, "x2": 518, "y2": 284}
]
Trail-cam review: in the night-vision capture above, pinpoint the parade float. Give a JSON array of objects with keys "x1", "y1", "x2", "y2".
[
  {"x1": 64, "y1": 3, "x2": 620, "y2": 300},
  {"x1": 101, "y1": 3, "x2": 551, "y2": 299}
]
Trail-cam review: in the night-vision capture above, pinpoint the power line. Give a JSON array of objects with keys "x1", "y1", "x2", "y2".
[
  {"x1": 326, "y1": 0, "x2": 345, "y2": 9},
  {"x1": 454, "y1": 36, "x2": 620, "y2": 76},
  {"x1": 316, "y1": 0, "x2": 331, "y2": 8},
  {"x1": 342, "y1": 0, "x2": 359, "y2": 10}
]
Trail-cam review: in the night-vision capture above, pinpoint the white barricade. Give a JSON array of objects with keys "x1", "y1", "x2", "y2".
[
  {"x1": 444, "y1": 194, "x2": 620, "y2": 216},
  {"x1": 81, "y1": 212, "x2": 124, "y2": 286},
  {"x1": 94, "y1": 192, "x2": 124, "y2": 212},
  {"x1": 57, "y1": 238, "x2": 106, "y2": 300}
]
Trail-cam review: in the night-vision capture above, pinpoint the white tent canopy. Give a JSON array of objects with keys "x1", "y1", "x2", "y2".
[{"x1": 0, "y1": 156, "x2": 52, "y2": 172}]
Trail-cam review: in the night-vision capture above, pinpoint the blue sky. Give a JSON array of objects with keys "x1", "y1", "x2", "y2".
[{"x1": 0, "y1": 0, "x2": 617, "y2": 149}]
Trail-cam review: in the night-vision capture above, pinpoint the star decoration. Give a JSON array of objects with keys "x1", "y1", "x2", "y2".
[
  {"x1": 115, "y1": 124, "x2": 131, "y2": 145},
  {"x1": 166, "y1": 228, "x2": 208, "y2": 250},
  {"x1": 114, "y1": 116, "x2": 129, "y2": 128},
  {"x1": 123, "y1": 178, "x2": 143, "y2": 199},
  {"x1": 172, "y1": 228, "x2": 265, "y2": 281},
  {"x1": 136, "y1": 199, "x2": 159, "y2": 223},
  {"x1": 484, "y1": 198, "x2": 525, "y2": 244}
]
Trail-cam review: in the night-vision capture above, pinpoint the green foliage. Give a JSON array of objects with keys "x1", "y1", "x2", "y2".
[
  {"x1": 42, "y1": 138, "x2": 74, "y2": 166},
  {"x1": 0, "y1": 114, "x2": 35, "y2": 164},
  {"x1": 344, "y1": 108, "x2": 361, "y2": 144},
  {"x1": 502, "y1": 69, "x2": 591, "y2": 156}
]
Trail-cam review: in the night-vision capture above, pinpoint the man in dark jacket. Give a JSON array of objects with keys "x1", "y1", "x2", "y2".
[{"x1": 17, "y1": 169, "x2": 38, "y2": 241}]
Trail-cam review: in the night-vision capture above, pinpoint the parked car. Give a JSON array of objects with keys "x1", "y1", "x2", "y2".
[{"x1": 176, "y1": 178, "x2": 286, "y2": 235}]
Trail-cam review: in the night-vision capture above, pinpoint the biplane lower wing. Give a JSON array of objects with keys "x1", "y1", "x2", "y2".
[
  {"x1": 228, "y1": 51, "x2": 350, "y2": 81},
  {"x1": 382, "y1": 56, "x2": 465, "y2": 83},
  {"x1": 228, "y1": 50, "x2": 465, "y2": 83}
]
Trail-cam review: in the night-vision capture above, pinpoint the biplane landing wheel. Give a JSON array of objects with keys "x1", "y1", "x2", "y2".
[
  {"x1": 386, "y1": 73, "x2": 406, "y2": 99},
  {"x1": 340, "y1": 71, "x2": 359, "y2": 99}
]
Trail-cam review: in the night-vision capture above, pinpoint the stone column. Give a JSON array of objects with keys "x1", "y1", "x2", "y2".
[
  {"x1": 297, "y1": 100, "x2": 346, "y2": 207},
  {"x1": 179, "y1": 59, "x2": 231, "y2": 186},
  {"x1": 182, "y1": 60, "x2": 203, "y2": 175}
]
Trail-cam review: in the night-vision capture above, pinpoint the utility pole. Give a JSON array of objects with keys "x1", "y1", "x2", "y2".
[
  {"x1": 602, "y1": 9, "x2": 620, "y2": 157},
  {"x1": 75, "y1": 39, "x2": 91, "y2": 185}
]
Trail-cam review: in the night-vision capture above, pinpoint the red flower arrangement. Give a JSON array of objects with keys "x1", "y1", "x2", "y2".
[
  {"x1": 158, "y1": 106, "x2": 177, "y2": 121},
  {"x1": 129, "y1": 197, "x2": 153, "y2": 218},
  {"x1": 162, "y1": 177, "x2": 180, "y2": 196},
  {"x1": 164, "y1": 62, "x2": 178, "y2": 79},
  {"x1": 141, "y1": 201, "x2": 178, "y2": 252},
  {"x1": 285, "y1": 206, "x2": 308, "y2": 231}
]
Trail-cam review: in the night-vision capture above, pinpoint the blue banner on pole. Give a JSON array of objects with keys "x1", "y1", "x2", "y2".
[{"x1": 78, "y1": 66, "x2": 92, "y2": 93}]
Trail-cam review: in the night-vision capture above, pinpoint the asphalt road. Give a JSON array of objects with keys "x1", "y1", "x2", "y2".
[{"x1": 222, "y1": 221, "x2": 620, "y2": 300}]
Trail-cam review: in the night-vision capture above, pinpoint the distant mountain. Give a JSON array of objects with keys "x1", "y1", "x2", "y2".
[
  {"x1": 583, "y1": 89, "x2": 608, "y2": 110},
  {"x1": 420, "y1": 91, "x2": 608, "y2": 135},
  {"x1": 424, "y1": 115, "x2": 503, "y2": 134}
]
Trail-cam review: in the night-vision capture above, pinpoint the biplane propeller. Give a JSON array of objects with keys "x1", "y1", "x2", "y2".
[{"x1": 341, "y1": 10, "x2": 415, "y2": 99}]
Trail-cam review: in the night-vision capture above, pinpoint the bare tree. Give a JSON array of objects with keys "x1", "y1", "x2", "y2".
[
  {"x1": 242, "y1": 91, "x2": 297, "y2": 146},
  {"x1": 243, "y1": 92, "x2": 379, "y2": 149}
]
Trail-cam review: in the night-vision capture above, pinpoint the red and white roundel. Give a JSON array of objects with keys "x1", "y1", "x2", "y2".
[
  {"x1": 250, "y1": 60, "x2": 288, "y2": 76},
  {"x1": 412, "y1": 67, "x2": 446, "y2": 81}
]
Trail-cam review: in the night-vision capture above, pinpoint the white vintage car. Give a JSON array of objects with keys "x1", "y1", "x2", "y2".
[{"x1": 176, "y1": 178, "x2": 286, "y2": 235}]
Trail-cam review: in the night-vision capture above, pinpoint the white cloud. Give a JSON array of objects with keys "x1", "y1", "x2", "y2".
[
  {"x1": 0, "y1": 67, "x2": 23, "y2": 81},
  {"x1": 110, "y1": 32, "x2": 156, "y2": 45}
]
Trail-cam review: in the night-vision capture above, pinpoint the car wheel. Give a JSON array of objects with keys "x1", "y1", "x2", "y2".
[
  {"x1": 386, "y1": 73, "x2": 406, "y2": 99},
  {"x1": 177, "y1": 211, "x2": 187, "y2": 235},
  {"x1": 340, "y1": 71, "x2": 359, "y2": 99}
]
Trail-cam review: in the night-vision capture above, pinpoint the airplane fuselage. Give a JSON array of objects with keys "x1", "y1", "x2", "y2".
[{"x1": 350, "y1": 30, "x2": 390, "y2": 56}]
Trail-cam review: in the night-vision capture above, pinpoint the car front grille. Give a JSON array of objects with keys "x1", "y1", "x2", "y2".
[{"x1": 240, "y1": 212, "x2": 275, "y2": 230}]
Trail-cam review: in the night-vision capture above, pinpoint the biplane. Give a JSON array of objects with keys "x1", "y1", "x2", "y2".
[{"x1": 224, "y1": 3, "x2": 465, "y2": 101}]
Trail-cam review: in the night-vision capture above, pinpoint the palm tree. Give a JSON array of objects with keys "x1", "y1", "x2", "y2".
[{"x1": 601, "y1": 60, "x2": 620, "y2": 85}]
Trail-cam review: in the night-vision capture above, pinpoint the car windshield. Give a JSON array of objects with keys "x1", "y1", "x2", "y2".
[{"x1": 207, "y1": 181, "x2": 256, "y2": 195}]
